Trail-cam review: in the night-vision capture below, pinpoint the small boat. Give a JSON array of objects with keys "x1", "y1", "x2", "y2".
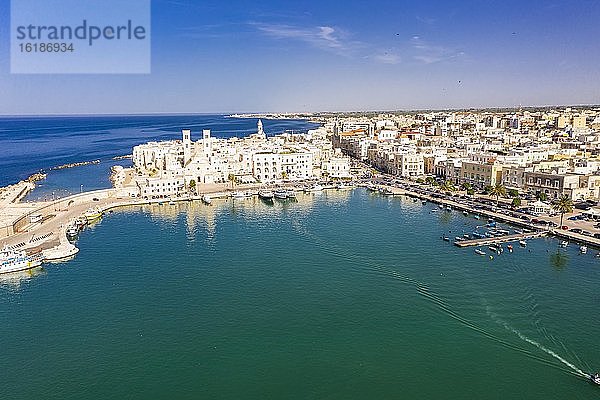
[
  {"x1": 438, "y1": 204, "x2": 444, "y2": 209},
  {"x1": 422, "y1": 201, "x2": 427, "y2": 205},
  {"x1": 83, "y1": 207, "x2": 103, "y2": 222},
  {"x1": 455, "y1": 236, "x2": 464, "y2": 241},
  {"x1": 560, "y1": 241, "x2": 568, "y2": 248},
  {"x1": 304, "y1": 184, "x2": 323, "y2": 193},
  {"x1": 489, "y1": 246, "x2": 499, "y2": 252},
  {"x1": 232, "y1": 191, "x2": 252, "y2": 199},
  {"x1": 463, "y1": 234, "x2": 470, "y2": 238},
  {"x1": 201, "y1": 194, "x2": 212, "y2": 205},
  {"x1": 286, "y1": 189, "x2": 297, "y2": 199},
  {"x1": 66, "y1": 225, "x2": 79, "y2": 239},
  {"x1": 580, "y1": 245, "x2": 588, "y2": 254},
  {"x1": 258, "y1": 189, "x2": 274, "y2": 200},
  {"x1": 519, "y1": 240, "x2": 527, "y2": 247},
  {"x1": 475, "y1": 249, "x2": 486, "y2": 256},
  {"x1": 507, "y1": 244, "x2": 513, "y2": 252},
  {"x1": 445, "y1": 206, "x2": 452, "y2": 211},
  {"x1": 380, "y1": 187, "x2": 394, "y2": 196},
  {"x1": 442, "y1": 236, "x2": 450, "y2": 242},
  {"x1": 274, "y1": 189, "x2": 288, "y2": 200},
  {"x1": 474, "y1": 215, "x2": 480, "y2": 220},
  {"x1": 590, "y1": 373, "x2": 600, "y2": 385}
]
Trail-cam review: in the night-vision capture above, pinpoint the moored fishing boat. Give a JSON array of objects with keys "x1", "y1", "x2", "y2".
[
  {"x1": 273, "y1": 189, "x2": 288, "y2": 199},
  {"x1": 258, "y1": 189, "x2": 274, "y2": 200},
  {"x1": 201, "y1": 194, "x2": 212, "y2": 205},
  {"x1": 83, "y1": 207, "x2": 103, "y2": 222}
]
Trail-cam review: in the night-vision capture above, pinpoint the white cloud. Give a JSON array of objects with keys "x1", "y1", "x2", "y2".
[
  {"x1": 253, "y1": 23, "x2": 351, "y2": 53},
  {"x1": 373, "y1": 52, "x2": 402, "y2": 65},
  {"x1": 410, "y1": 36, "x2": 465, "y2": 64}
]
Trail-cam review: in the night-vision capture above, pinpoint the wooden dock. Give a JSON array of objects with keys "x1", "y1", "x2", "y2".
[{"x1": 454, "y1": 231, "x2": 547, "y2": 247}]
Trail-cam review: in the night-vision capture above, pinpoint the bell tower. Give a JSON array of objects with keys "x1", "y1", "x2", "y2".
[{"x1": 182, "y1": 129, "x2": 191, "y2": 166}]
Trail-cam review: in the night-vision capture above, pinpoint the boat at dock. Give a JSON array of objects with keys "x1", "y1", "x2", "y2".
[
  {"x1": 232, "y1": 191, "x2": 253, "y2": 199},
  {"x1": 201, "y1": 194, "x2": 212, "y2": 205},
  {"x1": 274, "y1": 189, "x2": 288, "y2": 199},
  {"x1": 66, "y1": 225, "x2": 79, "y2": 239},
  {"x1": 560, "y1": 241, "x2": 568, "y2": 248},
  {"x1": 286, "y1": 189, "x2": 297, "y2": 199},
  {"x1": 1, "y1": 245, "x2": 44, "y2": 274},
  {"x1": 475, "y1": 249, "x2": 486, "y2": 256},
  {"x1": 519, "y1": 240, "x2": 527, "y2": 247},
  {"x1": 304, "y1": 184, "x2": 323, "y2": 193},
  {"x1": 580, "y1": 245, "x2": 588, "y2": 254},
  {"x1": 258, "y1": 189, "x2": 274, "y2": 200},
  {"x1": 83, "y1": 207, "x2": 103, "y2": 222}
]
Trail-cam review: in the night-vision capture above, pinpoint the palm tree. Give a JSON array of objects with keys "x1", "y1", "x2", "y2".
[
  {"x1": 511, "y1": 196, "x2": 521, "y2": 208},
  {"x1": 552, "y1": 194, "x2": 574, "y2": 227},
  {"x1": 536, "y1": 191, "x2": 548, "y2": 202},
  {"x1": 488, "y1": 183, "x2": 506, "y2": 204},
  {"x1": 425, "y1": 176, "x2": 436, "y2": 186},
  {"x1": 439, "y1": 180, "x2": 455, "y2": 193},
  {"x1": 461, "y1": 182, "x2": 472, "y2": 192}
]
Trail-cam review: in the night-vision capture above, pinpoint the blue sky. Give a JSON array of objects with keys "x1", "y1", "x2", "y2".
[{"x1": 0, "y1": 0, "x2": 599, "y2": 114}]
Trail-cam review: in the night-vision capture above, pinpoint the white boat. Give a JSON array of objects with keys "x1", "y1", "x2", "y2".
[
  {"x1": 580, "y1": 245, "x2": 588, "y2": 254},
  {"x1": 232, "y1": 191, "x2": 252, "y2": 199},
  {"x1": 475, "y1": 249, "x2": 486, "y2": 256},
  {"x1": 519, "y1": 240, "x2": 527, "y2": 247},
  {"x1": 304, "y1": 184, "x2": 323, "y2": 193},
  {"x1": 83, "y1": 207, "x2": 103, "y2": 222},
  {"x1": 66, "y1": 225, "x2": 79, "y2": 239},
  {"x1": 286, "y1": 189, "x2": 297, "y2": 199},
  {"x1": 1, "y1": 245, "x2": 44, "y2": 274},
  {"x1": 560, "y1": 241, "x2": 568, "y2": 248},
  {"x1": 258, "y1": 190, "x2": 274, "y2": 200},
  {"x1": 201, "y1": 194, "x2": 212, "y2": 205},
  {"x1": 273, "y1": 189, "x2": 288, "y2": 199},
  {"x1": 336, "y1": 183, "x2": 354, "y2": 190}
]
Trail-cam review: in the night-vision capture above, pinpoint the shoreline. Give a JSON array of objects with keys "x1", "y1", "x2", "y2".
[{"x1": 2, "y1": 179, "x2": 600, "y2": 268}]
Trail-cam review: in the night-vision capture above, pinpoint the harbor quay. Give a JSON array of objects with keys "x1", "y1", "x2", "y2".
[{"x1": 2, "y1": 174, "x2": 600, "y2": 266}]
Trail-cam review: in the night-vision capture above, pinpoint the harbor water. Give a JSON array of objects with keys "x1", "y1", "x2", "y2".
[{"x1": 1, "y1": 190, "x2": 599, "y2": 399}]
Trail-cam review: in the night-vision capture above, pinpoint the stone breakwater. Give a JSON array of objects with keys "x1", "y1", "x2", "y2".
[{"x1": 50, "y1": 159, "x2": 100, "y2": 171}]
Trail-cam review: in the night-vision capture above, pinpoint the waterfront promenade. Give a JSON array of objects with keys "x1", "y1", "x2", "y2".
[{"x1": 2, "y1": 178, "x2": 600, "y2": 262}]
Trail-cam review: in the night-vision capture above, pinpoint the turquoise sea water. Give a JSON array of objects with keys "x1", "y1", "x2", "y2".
[{"x1": 1, "y1": 190, "x2": 599, "y2": 399}]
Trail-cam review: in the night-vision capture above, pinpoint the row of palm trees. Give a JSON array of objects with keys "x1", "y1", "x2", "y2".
[{"x1": 421, "y1": 179, "x2": 574, "y2": 227}]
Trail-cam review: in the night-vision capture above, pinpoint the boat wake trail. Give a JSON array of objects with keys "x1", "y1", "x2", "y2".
[
  {"x1": 485, "y1": 306, "x2": 588, "y2": 378},
  {"x1": 291, "y1": 216, "x2": 590, "y2": 378}
]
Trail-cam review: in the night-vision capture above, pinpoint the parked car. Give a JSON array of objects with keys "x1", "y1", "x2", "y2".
[
  {"x1": 561, "y1": 225, "x2": 569, "y2": 230},
  {"x1": 570, "y1": 228, "x2": 583, "y2": 234},
  {"x1": 594, "y1": 233, "x2": 600, "y2": 239}
]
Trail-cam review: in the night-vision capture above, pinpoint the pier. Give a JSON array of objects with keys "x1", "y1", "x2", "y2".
[{"x1": 453, "y1": 232, "x2": 547, "y2": 248}]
